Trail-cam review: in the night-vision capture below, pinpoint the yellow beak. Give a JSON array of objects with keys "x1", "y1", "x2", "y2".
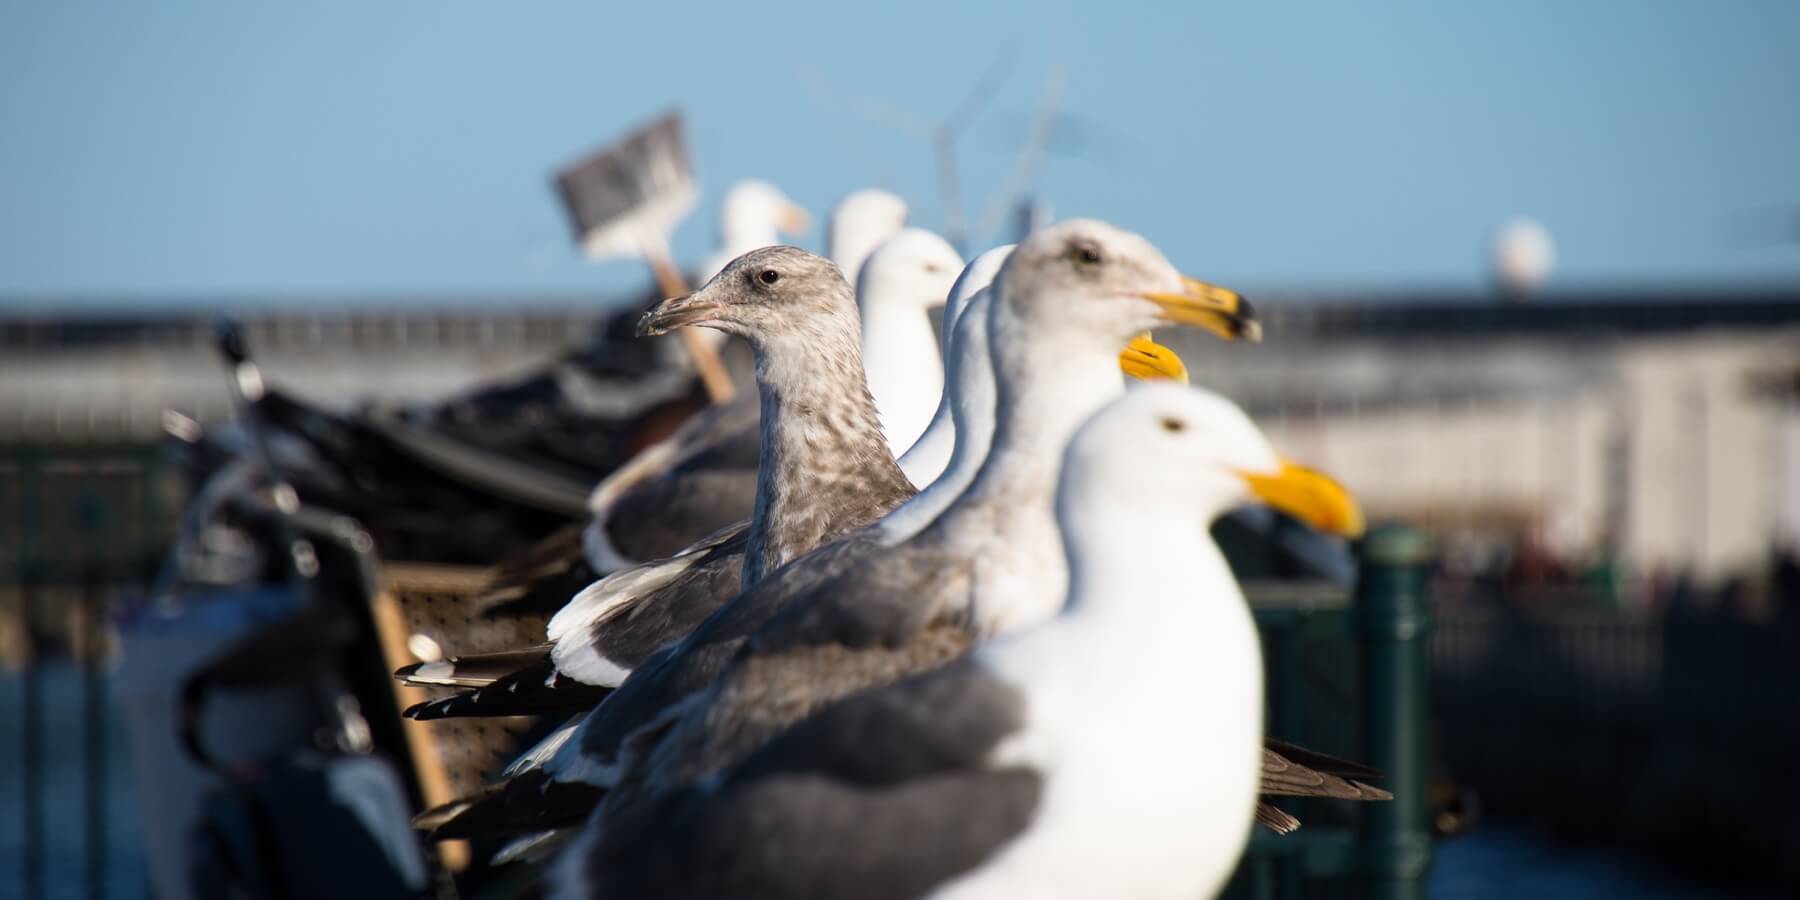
[
  {"x1": 781, "y1": 204, "x2": 812, "y2": 236},
  {"x1": 1118, "y1": 332, "x2": 1189, "y2": 383},
  {"x1": 1240, "y1": 459, "x2": 1365, "y2": 538},
  {"x1": 1140, "y1": 276, "x2": 1260, "y2": 343}
]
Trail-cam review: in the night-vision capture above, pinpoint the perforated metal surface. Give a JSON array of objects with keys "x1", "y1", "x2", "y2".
[{"x1": 384, "y1": 564, "x2": 547, "y2": 796}]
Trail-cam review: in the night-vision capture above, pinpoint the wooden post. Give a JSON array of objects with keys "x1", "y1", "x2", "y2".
[
  {"x1": 640, "y1": 232, "x2": 736, "y2": 405},
  {"x1": 369, "y1": 587, "x2": 470, "y2": 872}
]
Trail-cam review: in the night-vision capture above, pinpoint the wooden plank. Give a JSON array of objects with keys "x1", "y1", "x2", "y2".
[{"x1": 369, "y1": 586, "x2": 470, "y2": 872}]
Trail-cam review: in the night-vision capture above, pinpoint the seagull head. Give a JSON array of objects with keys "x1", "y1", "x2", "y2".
[
  {"x1": 722, "y1": 180, "x2": 811, "y2": 246},
  {"x1": 638, "y1": 246, "x2": 854, "y2": 346},
  {"x1": 856, "y1": 228, "x2": 964, "y2": 315},
  {"x1": 1061, "y1": 383, "x2": 1364, "y2": 538},
  {"x1": 828, "y1": 188, "x2": 909, "y2": 282},
  {"x1": 994, "y1": 220, "x2": 1259, "y2": 367}
]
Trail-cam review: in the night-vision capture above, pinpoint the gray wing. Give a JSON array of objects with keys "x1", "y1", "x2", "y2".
[
  {"x1": 575, "y1": 661, "x2": 1042, "y2": 900},
  {"x1": 580, "y1": 771, "x2": 1041, "y2": 900},
  {"x1": 729, "y1": 657, "x2": 1028, "y2": 787},
  {"x1": 1253, "y1": 740, "x2": 1392, "y2": 836},
  {"x1": 601, "y1": 394, "x2": 762, "y2": 562},
  {"x1": 579, "y1": 523, "x2": 749, "y2": 672},
  {"x1": 1260, "y1": 742, "x2": 1393, "y2": 801},
  {"x1": 574, "y1": 533, "x2": 883, "y2": 767},
  {"x1": 478, "y1": 522, "x2": 586, "y2": 604},
  {"x1": 605, "y1": 465, "x2": 758, "y2": 562},
  {"x1": 401, "y1": 525, "x2": 752, "y2": 721},
  {"x1": 750, "y1": 541, "x2": 971, "y2": 655},
  {"x1": 592, "y1": 543, "x2": 973, "y2": 802}
]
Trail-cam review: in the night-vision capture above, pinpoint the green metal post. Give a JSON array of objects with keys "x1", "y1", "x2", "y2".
[{"x1": 1355, "y1": 525, "x2": 1434, "y2": 899}]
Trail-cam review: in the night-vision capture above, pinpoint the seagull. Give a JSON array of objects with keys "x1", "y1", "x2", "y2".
[
  {"x1": 828, "y1": 188, "x2": 910, "y2": 286},
  {"x1": 405, "y1": 234, "x2": 1196, "y2": 840},
  {"x1": 565, "y1": 194, "x2": 929, "y2": 577},
  {"x1": 469, "y1": 180, "x2": 816, "y2": 614},
  {"x1": 468, "y1": 198, "x2": 932, "y2": 628},
  {"x1": 396, "y1": 246, "x2": 918, "y2": 719},
  {"x1": 883, "y1": 245, "x2": 1012, "y2": 487},
  {"x1": 857, "y1": 229, "x2": 964, "y2": 458},
  {"x1": 549, "y1": 383, "x2": 1367, "y2": 900}
]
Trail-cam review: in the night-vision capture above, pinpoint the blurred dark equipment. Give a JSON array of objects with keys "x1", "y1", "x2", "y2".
[
  {"x1": 149, "y1": 321, "x2": 434, "y2": 899},
  {"x1": 117, "y1": 309, "x2": 717, "y2": 898}
]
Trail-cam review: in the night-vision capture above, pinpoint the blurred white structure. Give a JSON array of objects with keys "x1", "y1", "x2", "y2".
[
  {"x1": 1171, "y1": 294, "x2": 1800, "y2": 583},
  {"x1": 1492, "y1": 217, "x2": 1555, "y2": 299}
]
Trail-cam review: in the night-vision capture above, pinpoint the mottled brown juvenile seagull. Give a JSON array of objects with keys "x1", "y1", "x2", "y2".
[
  {"x1": 397, "y1": 238, "x2": 969, "y2": 719},
  {"x1": 637, "y1": 247, "x2": 919, "y2": 586},
  {"x1": 407, "y1": 246, "x2": 917, "y2": 832}
]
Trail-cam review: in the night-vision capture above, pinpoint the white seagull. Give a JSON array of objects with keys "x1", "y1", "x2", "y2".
[{"x1": 549, "y1": 382, "x2": 1364, "y2": 900}]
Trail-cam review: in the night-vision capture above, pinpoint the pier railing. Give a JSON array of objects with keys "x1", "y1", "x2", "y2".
[
  {"x1": 1429, "y1": 593, "x2": 1800, "y2": 891},
  {"x1": 3, "y1": 442, "x2": 167, "y2": 900},
  {"x1": 1229, "y1": 524, "x2": 1435, "y2": 900}
]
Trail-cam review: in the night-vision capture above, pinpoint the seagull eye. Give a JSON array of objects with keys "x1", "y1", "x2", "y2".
[
  {"x1": 1070, "y1": 244, "x2": 1103, "y2": 266},
  {"x1": 1159, "y1": 416, "x2": 1185, "y2": 434},
  {"x1": 759, "y1": 270, "x2": 781, "y2": 285},
  {"x1": 924, "y1": 264, "x2": 944, "y2": 274}
]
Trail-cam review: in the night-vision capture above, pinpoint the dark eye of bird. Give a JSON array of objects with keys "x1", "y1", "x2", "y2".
[
  {"x1": 1072, "y1": 244, "x2": 1102, "y2": 265},
  {"x1": 1160, "y1": 416, "x2": 1185, "y2": 434},
  {"x1": 759, "y1": 269, "x2": 781, "y2": 285}
]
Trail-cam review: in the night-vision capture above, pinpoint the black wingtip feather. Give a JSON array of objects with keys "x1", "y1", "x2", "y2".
[
  {"x1": 418, "y1": 772, "x2": 604, "y2": 841},
  {"x1": 404, "y1": 677, "x2": 613, "y2": 721}
]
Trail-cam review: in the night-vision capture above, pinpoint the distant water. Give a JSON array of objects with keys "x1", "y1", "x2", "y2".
[{"x1": 1431, "y1": 829, "x2": 1783, "y2": 900}]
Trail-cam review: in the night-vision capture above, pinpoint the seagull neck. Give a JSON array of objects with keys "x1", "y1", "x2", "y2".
[
  {"x1": 941, "y1": 330, "x2": 1121, "y2": 535},
  {"x1": 1055, "y1": 499, "x2": 1249, "y2": 669},
  {"x1": 1067, "y1": 503, "x2": 1233, "y2": 616},
  {"x1": 914, "y1": 315, "x2": 1122, "y2": 630},
  {"x1": 743, "y1": 328, "x2": 913, "y2": 588},
  {"x1": 894, "y1": 390, "x2": 955, "y2": 488},
  {"x1": 858, "y1": 300, "x2": 943, "y2": 458},
  {"x1": 886, "y1": 298, "x2": 995, "y2": 540}
]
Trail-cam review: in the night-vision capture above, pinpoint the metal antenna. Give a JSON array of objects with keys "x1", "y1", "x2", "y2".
[
  {"x1": 797, "y1": 52, "x2": 1019, "y2": 253},
  {"x1": 974, "y1": 63, "x2": 1068, "y2": 240}
]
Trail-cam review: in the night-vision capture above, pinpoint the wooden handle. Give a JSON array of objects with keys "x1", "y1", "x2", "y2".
[
  {"x1": 370, "y1": 587, "x2": 471, "y2": 872},
  {"x1": 647, "y1": 253, "x2": 736, "y2": 405}
]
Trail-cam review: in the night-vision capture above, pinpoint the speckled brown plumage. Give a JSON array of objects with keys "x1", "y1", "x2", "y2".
[{"x1": 412, "y1": 247, "x2": 920, "y2": 837}]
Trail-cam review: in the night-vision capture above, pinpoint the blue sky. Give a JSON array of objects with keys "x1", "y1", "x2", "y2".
[{"x1": 2, "y1": 1, "x2": 1797, "y2": 306}]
